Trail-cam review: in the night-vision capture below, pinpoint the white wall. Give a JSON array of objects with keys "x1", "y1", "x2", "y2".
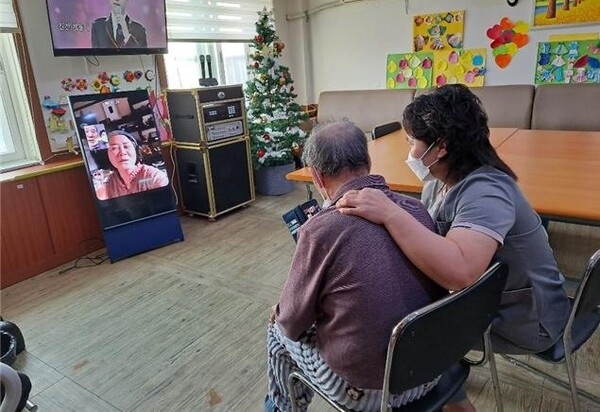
[{"x1": 278, "y1": 0, "x2": 599, "y2": 104}]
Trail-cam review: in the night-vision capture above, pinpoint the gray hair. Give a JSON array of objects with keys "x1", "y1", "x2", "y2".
[{"x1": 302, "y1": 121, "x2": 370, "y2": 177}]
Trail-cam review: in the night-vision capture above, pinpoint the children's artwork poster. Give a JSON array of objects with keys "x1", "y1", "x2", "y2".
[
  {"x1": 413, "y1": 11, "x2": 465, "y2": 52},
  {"x1": 533, "y1": 0, "x2": 600, "y2": 28},
  {"x1": 486, "y1": 18, "x2": 530, "y2": 69},
  {"x1": 386, "y1": 52, "x2": 434, "y2": 89},
  {"x1": 432, "y1": 49, "x2": 487, "y2": 87},
  {"x1": 535, "y1": 40, "x2": 600, "y2": 84}
]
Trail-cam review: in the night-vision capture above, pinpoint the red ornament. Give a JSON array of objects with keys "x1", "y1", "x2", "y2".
[
  {"x1": 253, "y1": 61, "x2": 259, "y2": 69},
  {"x1": 257, "y1": 148, "x2": 265, "y2": 158},
  {"x1": 263, "y1": 134, "x2": 270, "y2": 141},
  {"x1": 123, "y1": 70, "x2": 136, "y2": 82},
  {"x1": 255, "y1": 34, "x2": 264, "y2": 44}
]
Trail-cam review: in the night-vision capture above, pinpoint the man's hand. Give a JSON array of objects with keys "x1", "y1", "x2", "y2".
[{"x1": 269, "y1": 304, "x2": 278, "y2": 325}]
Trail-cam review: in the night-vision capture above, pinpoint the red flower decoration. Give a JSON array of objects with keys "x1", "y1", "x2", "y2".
[
  {"x1": 257, "y1": 148, "x2": 265, "y2": 158},
  {"x1": 263, "y1": 134, "x2": 270, "y2": 141},
  {"x1": 255, "y1": 34, "x2": 264, "y2": 44}
]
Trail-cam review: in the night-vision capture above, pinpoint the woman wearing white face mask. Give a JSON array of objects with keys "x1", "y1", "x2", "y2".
[{"x1": 337, "y1": 84, "x2": 570, "y2": 412}]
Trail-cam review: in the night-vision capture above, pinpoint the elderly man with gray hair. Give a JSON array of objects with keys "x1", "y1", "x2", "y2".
[{"x1": 265, "y1": 121, "x2": 447, "y2": 412}]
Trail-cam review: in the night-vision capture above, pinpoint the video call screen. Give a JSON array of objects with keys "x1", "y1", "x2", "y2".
[{"x1": 69, "y1": 90, "x2": 176, "y2": 229}]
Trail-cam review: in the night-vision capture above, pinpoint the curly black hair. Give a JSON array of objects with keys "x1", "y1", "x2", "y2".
[{"x1": 402, "y1": 84, "x2": 516, "y2": 183}]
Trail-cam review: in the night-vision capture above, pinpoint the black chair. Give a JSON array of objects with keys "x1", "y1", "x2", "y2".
[
  {"x1": 500, "y1": 249, "x2": 600, "y2": 412},
  {"x1": 371, "y1": 121, "x2": 401, "y2": 140},
  {"x1": 288, "y1": 261, "x2": 508, "y2": 412}
]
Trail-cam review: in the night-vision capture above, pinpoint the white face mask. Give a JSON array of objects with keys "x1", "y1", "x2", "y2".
[
  {"x1": 312, "y1": 168, "x2": 332, "y2": 207},
  {"x1": 405, "y1": 141, "x2": 439, "y2": 182}
]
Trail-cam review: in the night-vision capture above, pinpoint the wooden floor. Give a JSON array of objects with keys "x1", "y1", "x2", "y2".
[{"x1": 1, "y1": 184, "x2": 599, "y2": 412}]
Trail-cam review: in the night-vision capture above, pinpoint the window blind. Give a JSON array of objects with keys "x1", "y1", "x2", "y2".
[
  {"x1": 0, "y1": 0, "x2": 18, "y2": 33},
  {"x1": 166, "y1": 0, "x2": 272, "y2": 42}
]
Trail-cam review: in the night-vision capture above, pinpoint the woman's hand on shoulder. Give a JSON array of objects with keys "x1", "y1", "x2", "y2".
[{"x1": 336, "y1": 188, "x2": 398, "y2": 225}]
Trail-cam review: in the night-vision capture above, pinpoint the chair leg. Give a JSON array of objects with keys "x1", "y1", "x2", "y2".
[
  {"x1": 305, "y1": 183, "x2": 313, "y2": 201},
  {"x1": 499, "y1": 354, "x2": 600, "y2": 406},
  {"x1": 25, "y1": 400, "x2": 38, "y2": 412},
  {"x1": 484, "y1": 328, "x2": 504, "y2": 412},
  {"x1": 564, "y1": 348, "x2": 580, "y2": 412},
  {"x1": 288, "y1": 371, "x2": 348, "y2": 412},
  {"x1": 463, "y1": 336, "x2": 487, "y2": 366},
  {"x1": 288, "y1": 373, "x2": 300, "y2": 412}
]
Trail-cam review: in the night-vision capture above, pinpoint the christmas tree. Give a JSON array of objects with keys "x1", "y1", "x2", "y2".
[{"x1": 245, "y1": 7, "x2": 308, "y2": 169}]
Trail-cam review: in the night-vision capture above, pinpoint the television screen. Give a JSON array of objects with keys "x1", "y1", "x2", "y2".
[
  {"x1": 69, "y1": 90, "x2": 176, "y2": 229},
  {"x1": 45, "y1": 0, "x2": 168, "y2": 56}
]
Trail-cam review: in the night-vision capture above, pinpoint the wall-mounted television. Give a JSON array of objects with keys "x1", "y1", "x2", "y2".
[{"x1": 45, "y1": 0, "x2": 168, "y2": 57}]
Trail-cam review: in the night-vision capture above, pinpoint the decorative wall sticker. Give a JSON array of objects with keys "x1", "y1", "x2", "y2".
[
  {"x1": 535, "y1": 39, "x2": 600, "y2": 84},
  {"x1": 487, "y1": 17, "x2": 530, "y2": 69},
  {"x1": 413, "y1": 11, "x2": 465, "y2": 52},
  {"x1": 533, "y1": 0, "x2": 600, "y2": 28},
  {"x1": 75, "y1": 78, "x2": 88, "y2": 91},
  {"x1": 61, "y1": 78, "x2": 75, "y2": 92},
  {"x1": 124, "y1": 70, "x2": 136, "y2": 82},
  {"x1": 386, "y1": 52, "x2": 434, "y2": 89},
  {"x1": 110, "y1": 74, "x2": 121, "y2": 87},
  {"x1": 432, "y1": 48, "x2": 487, "y2": 87}
]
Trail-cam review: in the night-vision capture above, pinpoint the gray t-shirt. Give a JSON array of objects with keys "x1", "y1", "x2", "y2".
[{"x1": 422, "y1": 166, "x2": 570, "y2": 352}]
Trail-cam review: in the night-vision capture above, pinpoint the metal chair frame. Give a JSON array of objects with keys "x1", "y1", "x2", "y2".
[
  {"x1": 499, "y1": 249, "x2": 600, "y2": 412},
  {"x1": 288, "y1": 262, "x2": 508, "y2": 412}
]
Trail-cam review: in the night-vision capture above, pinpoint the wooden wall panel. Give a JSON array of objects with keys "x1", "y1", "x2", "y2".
[
  {"x1": 0, "y1": 179, "x2": 55, "y2": 287},
  {"x1": 1, "y1": 153, "x2": 180, "y2": 289},
  {"x1": 37, "y1": 167, "x2": 102, "y2": 255}
]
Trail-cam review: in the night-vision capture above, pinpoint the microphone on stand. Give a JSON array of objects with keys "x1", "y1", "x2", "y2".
[{"x1": 200, "y1": 54, "x2": 219, "y2": 87}]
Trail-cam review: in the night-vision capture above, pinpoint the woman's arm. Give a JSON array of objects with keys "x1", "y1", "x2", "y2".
[{"x1": 337, "y1": 188, "x2": 498, "y2": 290}]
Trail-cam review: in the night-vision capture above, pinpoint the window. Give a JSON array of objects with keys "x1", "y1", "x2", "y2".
[
  {"x1": 163, "y1": 0, "x2": 271, "y2": 89},
  {"x1": 0, "y1": 33, "x2": 39, "y2": 171},
  {"x1": 164, "y1": 42, "x2": 249, "y2": 89}
]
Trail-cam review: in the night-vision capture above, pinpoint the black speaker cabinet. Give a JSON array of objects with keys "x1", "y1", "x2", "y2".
[
  {"x1": 168, "y1": 85, "x2": 254, "y2": 219},
  {"x1": 175, "y1": 139, "x2": 255, "y2": 219}
]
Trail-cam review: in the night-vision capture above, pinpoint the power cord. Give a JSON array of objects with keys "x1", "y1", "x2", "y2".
[
  {"x1": 58, "y1": 251, "x2": 109, "y2": 274},
  {"x1": 58, "y1": 238, "x2": 108, "y2": 274}
]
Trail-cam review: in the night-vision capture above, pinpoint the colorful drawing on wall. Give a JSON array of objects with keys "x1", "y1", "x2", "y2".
[
  {"x1": 432, "y1": 49, "x2": 487, "y2": 87},
  {"x1": 533, "y1": 0, "x2": 600, "y2": 28},
  {"x1": 386, "y1": 52, "x2": 434, "y2": 89},
  {"x1": 413, "y1": 11, "x2": 465, "y2": 52},
  {"x1": 486, "y1": 18, "x2": 530, "y2": 69},
  {"x1": 535, "y1": 40, "x2": 600, "y2": 84}
]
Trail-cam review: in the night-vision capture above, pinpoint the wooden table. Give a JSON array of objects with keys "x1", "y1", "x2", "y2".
[
  {"x1": 496, "y1": 129, "x2": 600, "y2": 225},
  {"x1": 286, "y1": 127, "x2": 518, "y2": 194}
]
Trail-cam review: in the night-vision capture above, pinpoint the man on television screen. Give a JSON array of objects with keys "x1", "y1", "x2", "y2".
[{"x1": 91, "y1": 0, "x2": 147, "y2": 48}]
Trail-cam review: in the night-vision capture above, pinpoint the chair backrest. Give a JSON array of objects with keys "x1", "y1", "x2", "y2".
[
  {"x1": 415, "y1": 85, "x2": 535, "y2": 129},
  {"x1": 317, "y1": 89, "x2": 415, "y2": 134},
  {"x1": 372, "y1": 121, "x2": 402, "y2": 139},
  {"x1": 382, "y1": 261, "x2": 508, "y2": 395},
  {"x1": 531, "y1": 83, "x2": 600, "y2": 131},
  {"x1": 573, "y1": 249, "x2": 600, "y2": 320}
]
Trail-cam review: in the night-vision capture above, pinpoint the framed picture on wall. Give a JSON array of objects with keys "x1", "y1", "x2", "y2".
[{"x1": 532, "y1": 0, "x2": 600, "y2": 28}]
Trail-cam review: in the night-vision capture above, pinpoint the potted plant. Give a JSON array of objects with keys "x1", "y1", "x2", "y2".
[{"x1": 245, "y1": 7, "x2": 308, "y2": 196}]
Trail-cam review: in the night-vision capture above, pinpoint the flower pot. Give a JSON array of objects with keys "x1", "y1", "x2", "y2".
[{"x1": 255, "y1": 163, "x2": 297, "y2": 196}]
